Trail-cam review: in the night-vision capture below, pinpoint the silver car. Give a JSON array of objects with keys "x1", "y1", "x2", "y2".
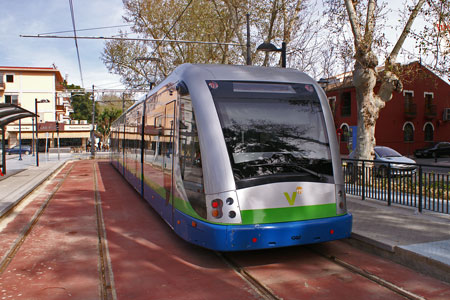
[{"x1": 348, "y1": 146, "x2": 416, "y2": 177}]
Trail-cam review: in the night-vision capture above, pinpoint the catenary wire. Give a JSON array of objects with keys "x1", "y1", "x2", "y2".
[
  {"x1": 148, "y1": 0, "x2": 193, "y2": 59},
  {"x1": 37, "y1": 24, "x2": 132, "y2": 36},
  {"x1": 69, "y1": 0, "x2": 85, "y2": 88}
]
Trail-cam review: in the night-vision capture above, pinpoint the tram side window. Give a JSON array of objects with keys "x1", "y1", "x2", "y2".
[
  {"x1": 179, "y1": 94, "x2": 206, "y2": 218},
  {"x1": 151, "y1": 114, "x2": 164, "y2": 168}
]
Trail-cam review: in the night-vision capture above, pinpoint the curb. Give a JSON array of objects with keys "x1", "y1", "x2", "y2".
[
  {"x1": 346, "y1": 232, "x2": 450, "y2": 284},
  {"x1": 0, "y1": 161, "x2": 69, "y2": 220}
]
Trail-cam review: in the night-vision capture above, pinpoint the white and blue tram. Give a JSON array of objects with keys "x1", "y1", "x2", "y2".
[{"x1": 110, "y1": 64, "x2": 352, "y2": 251}]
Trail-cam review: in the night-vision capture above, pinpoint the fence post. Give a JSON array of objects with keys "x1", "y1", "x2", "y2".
[
  {"x1": 387, "y1": 162, "x2": 391, "y2": 206},
  {"x1": 418, "y1": 166, "x2": 423, "y2": 213},
  {"x1": 361, "y1": 160, "x2": 365, "y2": 200}
]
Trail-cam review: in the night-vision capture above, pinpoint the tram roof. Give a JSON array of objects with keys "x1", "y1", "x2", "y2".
[
  {"x1": 124, "y1": 64, "x2": 317, "y2": 114},
  {"x1": 177, "y1": 64, "x2": 314, "y2": 83}
]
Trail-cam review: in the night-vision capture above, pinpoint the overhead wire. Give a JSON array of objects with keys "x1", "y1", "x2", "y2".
[
  {"x1": 69, "y1": 0, "x2": 85, "y2": 88},
  {"x1": 34, "y1": 0, "x2": 193, "y2": 90},
  {"x1": 149, "y1": 0, "x2": 193, "y2": 58},
  {"x1": 37, "y1": 24, "x2": 132, "y2": 36}
]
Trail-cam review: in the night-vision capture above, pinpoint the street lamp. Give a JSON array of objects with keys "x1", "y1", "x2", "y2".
[
  {"x1": 318, "y1": 78, "x2": 330, "y2": 89},
  {"x1": 35, "y1": 98, "x2": 50, "y2": 167},
  {"x1": 256, "y1": 41, "x2": 286, "y2": 68}
]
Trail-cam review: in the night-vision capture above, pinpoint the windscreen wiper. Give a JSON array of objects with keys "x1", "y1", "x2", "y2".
[
  {"x1": 289, "y1": 164, "x2": 323, "y2": 179},
  {"x1": 248, "y1": 162, "x2": 323, "y2": 180}
]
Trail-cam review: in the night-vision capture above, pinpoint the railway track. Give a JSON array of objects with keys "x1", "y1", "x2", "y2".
[
  {"x1": 309, "y1": 247, "x2": 426, "y2": 300},
  {"x1": 93, "y1": 162, "x2": 117, "y2": 300},
  {"x1": 217, "y1": 252, "x2": 279, "y2": 300},
  {"x1": 0, "y1": 160, "x2": 447, "y2": 299},
  {"x1": 0, "y1": 161, "x2": 116, "y2": 300},
  {"x1": 219, "y1": 246, "x2": 426, "y2": 300}
]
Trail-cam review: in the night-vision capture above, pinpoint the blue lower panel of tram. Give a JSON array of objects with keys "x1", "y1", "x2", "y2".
[{"x1": 173, "y1": 210, "x2": 353, "y2": 252}]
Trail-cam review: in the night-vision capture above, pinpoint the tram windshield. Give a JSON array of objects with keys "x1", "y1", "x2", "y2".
[{"x1": 209, "y1": 81, "x2": 334, "y2": 189}]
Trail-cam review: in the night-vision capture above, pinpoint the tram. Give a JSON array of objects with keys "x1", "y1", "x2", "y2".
[{"x1": 110, "y1": 64, "x2": 352, "y2": 251}]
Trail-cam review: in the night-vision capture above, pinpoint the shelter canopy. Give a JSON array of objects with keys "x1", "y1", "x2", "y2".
[{"x1": 0, "y1": 103, "x2": 36, "y2": 127}]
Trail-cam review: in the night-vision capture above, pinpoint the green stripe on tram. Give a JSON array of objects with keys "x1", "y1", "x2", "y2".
[{"x1": 240, "y1": 203, "x2": 337, "y2": 224}]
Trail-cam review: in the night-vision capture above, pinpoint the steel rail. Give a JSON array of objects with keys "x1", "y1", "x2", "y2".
[
  {"x1": 308, "y1": 246, "x2": 426, "y2": 300},
  {"x1": 93, "y1": 162, "x2": 117, "y2": 300},
  {"x1": 216, "y1": 252, "x2": 280, "y2": 300},
  {"x1": 218, "y1": 244, "x2": 426, "y2": 300}
]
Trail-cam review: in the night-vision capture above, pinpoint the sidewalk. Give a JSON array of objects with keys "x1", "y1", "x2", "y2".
[
  {"x1": 0, "y1": 157, "x2": 449, "y2": 283},
  {"x1": 346, "y1": 195, "x2": 450, "y2": 282},
  {"x1": 0, "y1": 152, "x2": 86, "y2": 217}
]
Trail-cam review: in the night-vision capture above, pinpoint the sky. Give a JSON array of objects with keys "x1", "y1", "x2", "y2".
[
  {"x1": 0, "y1": 1, "x2": 440, "y2": 89},
  {"x1": 0, "y1": 0, "x2": 127, "y2": 90}
]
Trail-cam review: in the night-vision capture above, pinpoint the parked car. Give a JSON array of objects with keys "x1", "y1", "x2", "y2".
[
  {"x1": 6, "y1": 145, "x2": 32, "y2": 155},
  {"x1": 347, "y1": 146, "x2": 416, "y2": 177},
  {"x1": 414, "y1": 142, "x2": 450, "y2": 158}
]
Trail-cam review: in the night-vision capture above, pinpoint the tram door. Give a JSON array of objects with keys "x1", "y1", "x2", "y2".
[{"x1": 162, "y1": 100, "x2": 176, "y2": 225}]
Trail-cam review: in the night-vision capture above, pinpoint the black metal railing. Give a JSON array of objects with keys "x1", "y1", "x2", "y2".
[{"x1": 343, "y1": 158, "x2": 450, "y2": 214}]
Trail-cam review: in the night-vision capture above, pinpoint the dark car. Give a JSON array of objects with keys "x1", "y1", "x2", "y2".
[
  {"x1": 6, "y1": 145, "x2": 32, "y2": 155},
  {"x1": 414, "y1": 142, "x2": 450, "y2": 158}
]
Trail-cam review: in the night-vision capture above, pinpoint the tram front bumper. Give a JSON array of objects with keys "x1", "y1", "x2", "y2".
[{"x1": 174, "y1": 210, "x2": 352, "y2": 252}]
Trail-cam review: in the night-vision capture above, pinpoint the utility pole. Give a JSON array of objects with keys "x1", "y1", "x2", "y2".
[{"x1": 91, "y1": 84, "x2": 96, "y2": 157}]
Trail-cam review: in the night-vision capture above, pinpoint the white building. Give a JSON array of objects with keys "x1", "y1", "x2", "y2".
[{"x1": 0, "y1": 66, "x2": 90, "y2": 151}]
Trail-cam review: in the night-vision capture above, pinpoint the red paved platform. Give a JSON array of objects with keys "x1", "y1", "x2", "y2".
[
  {"x1": 0, "y1": 161, "x2": 100, "y2": 299},
  {"x1": 0, "y1": 161, "x2": 260, "y2": 300},
  {"x1": 95, "y1": 161, "x2": 260, "y2": 300},
  {"x1": 0, "y1": 160, "x2": 449, "y2": 299}
]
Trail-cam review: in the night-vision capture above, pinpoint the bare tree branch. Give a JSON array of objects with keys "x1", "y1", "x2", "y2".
[
  {"x1": 344, "y1": 0, "x2": 363, "y2": 48},
  {"x1": 388, "y1": 0, "x2": 426, "y2": 63},
  {"x1": 364, "y1": 0, "x2": 376, "y2": 46}
]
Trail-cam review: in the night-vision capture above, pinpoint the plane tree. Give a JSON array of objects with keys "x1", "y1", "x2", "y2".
[
  {"x1": 324, "y1": 0, "x2": 427, "y2": 160},
  {"x1": 102, "y1": 0, "x2": 325, "y2": 88}
]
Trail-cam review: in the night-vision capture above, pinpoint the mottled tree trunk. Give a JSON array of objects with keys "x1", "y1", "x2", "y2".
[
  {"x1": 344, "y1": 0, "x2": 425, "y2": 160},
  {"x1": 353, "y1": 59, "x2": 403, "y2": 160},
  {"x1": 354, "y1": 62, "x2": 378, "y2": 159}
]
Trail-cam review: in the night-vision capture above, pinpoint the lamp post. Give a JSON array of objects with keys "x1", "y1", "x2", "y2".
[
  {"x1": 91, "y1": 85, "x2": 96, "y2": 157},
  {"x1": 18, "y1": 119, "x2": 22, "y2": 161},
  {"x1": 1, "y1": 126, "x2": 5, "y2": 176},
  {"x1": 32, "y1": 117, "x2": 35, "y2": 157},
  {"x1": 35, "y1": 98, "x2": 50, "y2": 167},
  {"x1": 256, "y1": 41, "x2": 286, "y2": 68}
]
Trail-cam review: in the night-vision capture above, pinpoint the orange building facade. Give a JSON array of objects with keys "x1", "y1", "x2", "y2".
[{"x1": 325, "y1": 62, "x2": 450, "y2": 156}]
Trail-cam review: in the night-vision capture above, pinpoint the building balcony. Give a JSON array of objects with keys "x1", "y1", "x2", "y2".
[
  {"x1": 56, "y1": 104, "x2": 65, "y2": 111},
  {"x1": 404, "y1": 102, "x2": 417, "y2": 119},
  {"x1": 424, "y1": 104, "x2": 437, "y2": 119}
]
